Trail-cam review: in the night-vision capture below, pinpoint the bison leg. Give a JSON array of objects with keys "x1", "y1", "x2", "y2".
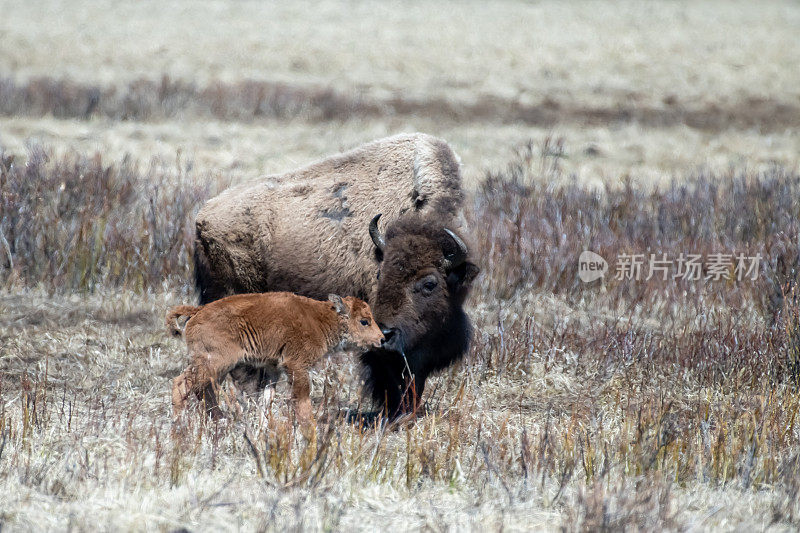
[
  {"x1": 400, "y1": 374, "x2": 425, "y2": 416},
  {"x1": 360, "y1": 349, "x2": 425, "y2": 418},
  {"x1": 229, "y1": 364, "x2": 275, "y2": 399},
  {"x1": 229, "y1": 363, "x2": 281, "y2": 417}
]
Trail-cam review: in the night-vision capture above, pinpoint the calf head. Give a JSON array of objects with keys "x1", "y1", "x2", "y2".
[{"x1": 328, "y1": 294, "x2": 384, "y2": 350}]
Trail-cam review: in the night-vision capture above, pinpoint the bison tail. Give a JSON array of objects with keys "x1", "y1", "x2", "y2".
[{"x1": 165, "y1": 305, "x2": 202, "y2": 337}]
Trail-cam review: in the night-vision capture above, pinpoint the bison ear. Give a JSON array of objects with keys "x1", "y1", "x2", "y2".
[
  {"x1": 328, "y1": 294, "x2": 349, "y2": 317},
  {"x1": 446, "y1": 261, "x2": 480, "y2": 296}
]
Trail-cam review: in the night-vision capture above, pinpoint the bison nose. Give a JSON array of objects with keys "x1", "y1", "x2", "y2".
[{"x1": 380, "y1": 326, "x2": 400, "y2": 350}]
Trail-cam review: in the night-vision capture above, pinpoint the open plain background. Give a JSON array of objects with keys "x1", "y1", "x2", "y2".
[{"x1": 1, "y1": 0, "x2": 800, "y2": 531}]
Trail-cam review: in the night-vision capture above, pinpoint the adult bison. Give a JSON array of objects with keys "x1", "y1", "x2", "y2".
[{"x1": 193, "y1": 133, "x2": 479, "y2": 416}]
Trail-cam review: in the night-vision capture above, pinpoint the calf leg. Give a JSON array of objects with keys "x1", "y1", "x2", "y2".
[
  {"x1": 199, "y1": 380, "x2": 223, "y2": 420},
  {"x1": 172, "y1": 359, "x2": 225, "y2": 420},
  {"x1": 172, "y1": 371, "x2": 191, "y2": 416},
  {"x1": 285, "y1": 363, "x2": 313, "y2": 436}
]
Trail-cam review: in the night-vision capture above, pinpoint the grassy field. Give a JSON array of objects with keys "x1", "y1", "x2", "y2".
[{"x1": 2, "y1": 0, "x2": 800, "y2": 531}]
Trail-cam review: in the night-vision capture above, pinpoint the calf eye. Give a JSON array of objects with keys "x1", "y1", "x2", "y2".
[
  {"x1": 360, "y1": 319, "x2": 369, "y2": 326},
  {"x1": 423, "y1": 281, "x2": 437, "y2": 292}
]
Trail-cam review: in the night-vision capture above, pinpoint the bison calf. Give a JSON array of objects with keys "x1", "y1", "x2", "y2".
[{"x1": 168, "y1": 292, "x2": 383, "y2": 429}]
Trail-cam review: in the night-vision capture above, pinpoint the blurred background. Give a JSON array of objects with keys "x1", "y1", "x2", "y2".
[{"x1": 1, "y1": 0, "x2": 798, "y2": 187}]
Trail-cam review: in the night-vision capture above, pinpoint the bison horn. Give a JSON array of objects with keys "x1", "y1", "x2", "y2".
[
  {"x1": 369, "y1": 214, "x2": 386, "y2": 251},
  {"x1": 442, "y1": 228, "x2": 468, "y2": 270}
]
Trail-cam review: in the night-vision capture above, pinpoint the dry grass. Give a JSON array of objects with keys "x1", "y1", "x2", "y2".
[
  {"x1": 0, "y1": 147, "x2": 225, "y2": 294},
  {"x1": 2, "y1": 0, "x2": 799, "y2": 189},
  {"x1": 4, "y1": 114, "x2": 799, "y2": 191},
  {"x1": 3, "y1": 75, "x2": 800, "y2": 133},
  {"x1": 2, "y1": 0, "x2": 799, "y2": 529},
  {"x1": 1, "y1": 144, "x2": 799, "y2": 530}
]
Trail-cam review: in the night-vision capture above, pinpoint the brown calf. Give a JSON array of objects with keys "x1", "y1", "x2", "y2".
[{"x1": 168, "y1": 292, "x2": 383, "y2": 427}]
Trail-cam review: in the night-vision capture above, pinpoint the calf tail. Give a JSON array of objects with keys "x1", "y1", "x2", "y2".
[{"x1": 166, "y1": 305, "x2": 202, "y2": 337}]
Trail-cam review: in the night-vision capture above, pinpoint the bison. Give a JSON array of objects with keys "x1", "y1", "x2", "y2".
[
  {"x1": 168, "y1": 292, "x2": 384, "y2": 430},
  {"x1": 193, "y1": 133, "x2": 479, "y2": 416}
]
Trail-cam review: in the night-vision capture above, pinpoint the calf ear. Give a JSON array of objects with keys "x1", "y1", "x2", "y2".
[{"x1": 328, "y1": 294, "x2": 349, "y2": 317}]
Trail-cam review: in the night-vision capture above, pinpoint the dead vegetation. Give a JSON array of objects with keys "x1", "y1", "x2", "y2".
[
  {"x1": 3, "y1": 75, "x2": 800, "y2": 132},
  {"x1": 4, "y1": 0, "x2": 800, "y2": 193},
  {"x1": 1, "y1": 142, "x2": 799, "y2": 530},
  {"x1": 2, "y1": 0, "x2": 799, "y2": 528},
  {"x1": 0, "y1": 147, "x2": 224, "y2": 293}
]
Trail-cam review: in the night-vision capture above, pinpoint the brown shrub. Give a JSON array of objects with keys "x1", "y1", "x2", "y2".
[
  {"x1": 0, "y1": 146, "x2": 223, "y2": 293},
  {"x1": 468, "y1": 139, "x2": 799, "y2": 314}
]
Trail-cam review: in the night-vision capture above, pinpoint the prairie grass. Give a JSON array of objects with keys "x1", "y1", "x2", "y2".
[
  {"x1": 3, "y1": 1, "x2": 799, "y2": 113},
  {"x1": 3, "y1": 0, "x2": 799, "y2": 190},
  {"x1": 1, "y1": 143, "x2": 799, "y2": 530},
  {"x1": 2, "y1": 0, "x2": 799, "y2": 528},
  {"x1": 472, "y1": 139, "x2": 800, "y2": 323},
  {"x1": 0, "y1": 146, "x2": 225, "y2": 294}
]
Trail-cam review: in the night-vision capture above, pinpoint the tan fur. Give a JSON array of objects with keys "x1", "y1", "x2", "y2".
[
  {"x1": 169, "y1": 292, "x2": 383, "y2": 429},
  {"x1": 194, "y1": 133, "x2": 464, "y2": 303}
]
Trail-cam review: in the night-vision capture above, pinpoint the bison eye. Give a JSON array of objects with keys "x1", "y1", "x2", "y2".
[
  {"x1": 360, "y1": 319, "x2": 369, "y2": 326},
  {"x1": 415, "y1": 274, "x2": 439, "y2": 295}
]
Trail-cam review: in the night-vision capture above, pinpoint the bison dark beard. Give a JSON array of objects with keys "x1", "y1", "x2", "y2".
[{"x1": 359, "y1": 306, "x2": 472, "y2": 418}]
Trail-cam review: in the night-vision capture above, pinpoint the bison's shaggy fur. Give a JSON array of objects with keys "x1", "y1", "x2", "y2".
[
  {"x1": 168, "y1": 292, "x2": 383, "y2": 428},
  {"x1": 194, "y1": 133, "x2": 463, "y2": 304}
]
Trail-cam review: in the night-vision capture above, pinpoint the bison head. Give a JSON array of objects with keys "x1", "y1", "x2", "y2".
[{"x1": 362, "y1": 213, "x2": 479, "y2": 415}]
